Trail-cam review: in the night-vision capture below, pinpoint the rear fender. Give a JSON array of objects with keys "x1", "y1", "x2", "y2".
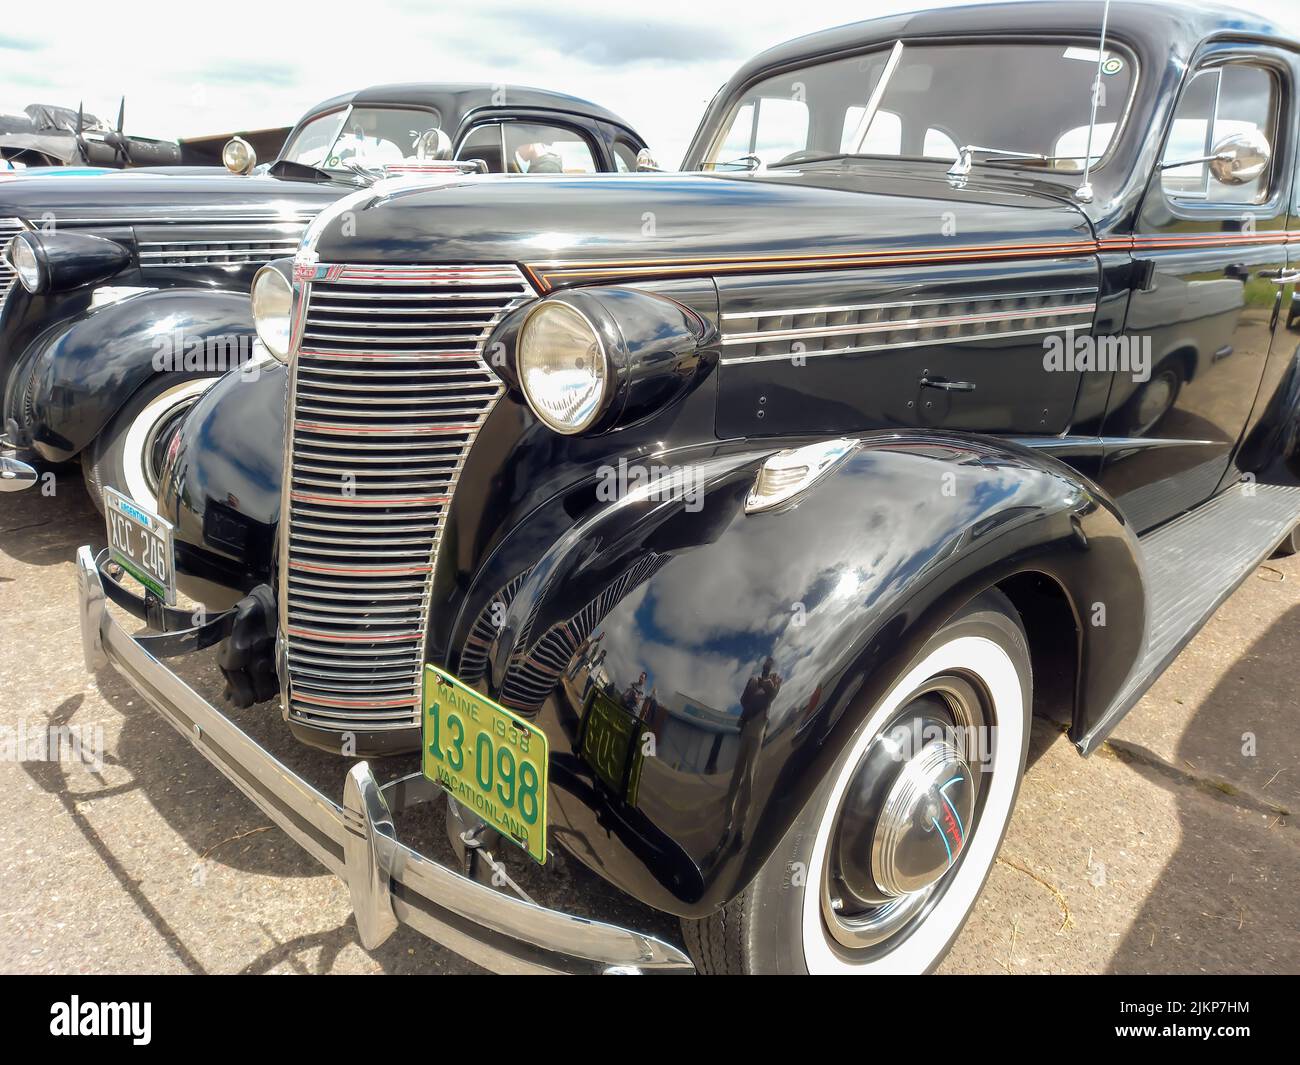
[{"x1": 485, "y1": 432, "x2": 1146, "y2": 914}]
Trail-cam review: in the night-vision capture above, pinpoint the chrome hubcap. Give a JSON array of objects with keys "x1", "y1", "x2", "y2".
[
  {"x1": 822, "y1": 677, "x2": 985, "y2": 951},
  {"x1": 871, "y1": 739, "x2": 974, "y2": 896}
]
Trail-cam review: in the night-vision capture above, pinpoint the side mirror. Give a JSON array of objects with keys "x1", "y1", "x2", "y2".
[
  {"x1": 222, "y1": 136, "x2": 257, "y2": 175},
  {"x1": 1208, "y1": 130, "x2": 1270, "y2": 186},
  {"x1": 1160, "y1": 129, "x2": 1271, "y2": 186},
  {"x1": 635, "y1": 147, "x2": 661, "y2": 172}
]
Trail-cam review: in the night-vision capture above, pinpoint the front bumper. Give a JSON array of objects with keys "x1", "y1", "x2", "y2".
[
  {"x1": 75, "y1": 545, "x2": 693, "y2": 974},
  {"x1": 0, "y1": 430, "x2": 38, "y2": 492}
]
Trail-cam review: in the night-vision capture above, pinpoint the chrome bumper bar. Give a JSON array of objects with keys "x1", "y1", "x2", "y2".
[{"x1": 76, "y1": 546, "x2": 693, "y2": 974}]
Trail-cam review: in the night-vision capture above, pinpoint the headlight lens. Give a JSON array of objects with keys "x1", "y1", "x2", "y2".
[
  {"x1": 222, "y1": 136, "x2": 257, "y2": 175},
  {"x1": 251, "y1": 266, "x2": 293, "y2": 361},
  {"x1": 8, "y1": 234, "x2": 44, "y2": 293},
  {"x1": 518, "y1": 301, "x2": 609, "y2": 434}
]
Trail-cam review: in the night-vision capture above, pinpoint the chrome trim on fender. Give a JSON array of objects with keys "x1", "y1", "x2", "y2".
[{"x1": 75, "y1": 546, "x2": 693, "y2": 974}]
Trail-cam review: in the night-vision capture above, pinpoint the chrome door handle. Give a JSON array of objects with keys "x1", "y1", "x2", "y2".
[
  {"x1": 919, "y1": 375, "x2": 977, "y2": 393},
  {"x1": 1264, "y1": 270, "x2": 1300, "y2": 285}
]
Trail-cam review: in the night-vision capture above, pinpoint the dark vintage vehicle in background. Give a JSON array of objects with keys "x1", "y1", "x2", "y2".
[
  {"x1": 79, "y1": 2, "x2": 1300, "y2": 973},
  {"x1": 0, "y1": 101, "x2": 181, "y2": 170},
  {"x1": 0, "y1": 84, "x2": 646, "y2": 510}
]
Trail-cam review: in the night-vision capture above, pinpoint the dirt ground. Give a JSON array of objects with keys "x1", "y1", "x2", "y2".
[{"x1": 0, "y1": 470, "x2": 1295, "y2": 974}]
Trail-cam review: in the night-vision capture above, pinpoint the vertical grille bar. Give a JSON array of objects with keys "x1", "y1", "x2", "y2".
[
  {"x1": 280, "y1": 263, "x2": 533, "y2": 733},
  {"x1": 0, "y1": 218, "x2": 25, "y2": 308}
]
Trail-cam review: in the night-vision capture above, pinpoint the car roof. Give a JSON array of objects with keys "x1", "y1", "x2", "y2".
[
  {"x1": 733, "y1": 1, "x2": 1294, "y2": 82},
  {"x1": 299, "y1": 83, "x2": 640, "y2": 138}
]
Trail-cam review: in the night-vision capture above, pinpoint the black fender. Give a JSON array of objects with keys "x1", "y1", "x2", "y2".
[
  {"x1": 483, "y1": 432, "x2": 1146, "y2": 916},
  {"x1": 25, "y1": 288, "x2": 256, "y2": 462},
  {"x1": 156, "y1": 357, "x2": 286, "y2": 608}
]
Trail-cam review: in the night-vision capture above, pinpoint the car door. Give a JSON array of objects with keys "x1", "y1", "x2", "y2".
[
  {"x1": 1096, "y1": 45, "x2": 1296, "y2": 533},
  {"x1": 1231, "y1": 52, "x2": 1300, "y2": 489}
]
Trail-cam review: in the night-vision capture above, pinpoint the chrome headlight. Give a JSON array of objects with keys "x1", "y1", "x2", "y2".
[
  {"x1": 251, "y1": 265, "x2": 293, "y2": 361},
  {"x1": 7, "y1": 233, "x2": 45, "y2": 293},
  {"x1": 222, "y1": 136, "x2": 257, "y2": 175},
  {"x1": 518, "y1": 301, "x2": 610, "y2": 434}
]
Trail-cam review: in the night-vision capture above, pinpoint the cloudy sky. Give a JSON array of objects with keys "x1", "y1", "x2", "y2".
[{"x1": 3, "y1": 0, "x2": 1299, "y2": 169}]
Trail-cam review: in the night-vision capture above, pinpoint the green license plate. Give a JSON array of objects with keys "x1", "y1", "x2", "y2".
[
  {"x1": 103, "y1": 486, "x2": 176, "y2": 605},
  {"x1": 421, "y1": 665, "x2": 548, "y2": 864}
]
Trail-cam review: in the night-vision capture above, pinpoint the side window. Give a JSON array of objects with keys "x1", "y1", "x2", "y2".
[
  {"x1": 841, "y1": 107, "x2": 901, "y2": 155},
  {"x1": 503, "y1": 122, "x2": 597, "y2": 174},
  {"x1": 612, "y1": 140, "x2": 639, "y2": 173},
  {"x1": 753, "y1": 98, "x2": 809, "y2": 163},
  {"x1": 1161, "y1": 64, "x2": 1279, "y2": 204},
  {"x1": 717, "y1": 102, "x2": 755, "y2": 162},
  {"x1": 716, "y1": 97, "x2": 809, "y2": 166},
  {"x1": 923, "y1": 127, "x2": 959, "y2": 160},
  {"x1": 456, "y1": 124, "x2": 504, "y2": 173}
]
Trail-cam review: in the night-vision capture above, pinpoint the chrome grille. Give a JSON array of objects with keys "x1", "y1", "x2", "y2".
[
  {"x1": 137, "y1": 223, "x2": 307, "y2": 268},
  {"x1": 0, "y1": 218, "x2": 24, "y2": 307},
  {"x1": 281, "y1": 263, "x2": 533, "y2": 733}
]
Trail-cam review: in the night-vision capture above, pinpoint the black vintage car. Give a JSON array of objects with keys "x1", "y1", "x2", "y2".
[
  {"x1": 78, "y1": 1, "x2": 1300, "y2": 974},
  {"x1": 0, "y1": 84, "x2": 646, "y2": 510}
]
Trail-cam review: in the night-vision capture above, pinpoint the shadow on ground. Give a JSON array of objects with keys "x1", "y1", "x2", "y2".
[{"x1": 1107, "y1": 604, "x2": 1299, "y2": 974}]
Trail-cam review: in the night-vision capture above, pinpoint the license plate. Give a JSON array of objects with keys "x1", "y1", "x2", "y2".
[
  {"x1": 421, "y1": 665, "x2": 548, "y2": 864},
  {"x1": 579, "y1": 687, "x2": 647, "y2": 807},
  {"x1": 103, "y1": 486, "x2": 176, "y2": 605}
]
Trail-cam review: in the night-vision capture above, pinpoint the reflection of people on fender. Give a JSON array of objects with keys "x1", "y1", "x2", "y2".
[
  {"x1": 568, "y1": 630, "x2": 604, "y2": 680},
  {"x1": 716, "y1": 656, "x2": 782, "y2": 857},
  {"x1": 622, "y1": 671, "x2": 647, "y2": 711}
]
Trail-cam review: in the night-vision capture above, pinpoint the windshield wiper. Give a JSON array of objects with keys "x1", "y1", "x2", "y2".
[{"x1": 947, "y1": 145, "x2": 1049, "y2": 178}]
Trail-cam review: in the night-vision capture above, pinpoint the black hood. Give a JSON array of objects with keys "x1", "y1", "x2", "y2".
[
  {"x1": 0, "y1": 168, "x2": 346, "y2": 223},
  {"x1": 308, "y1": 164, "x2": 1095, "y2": 289}
]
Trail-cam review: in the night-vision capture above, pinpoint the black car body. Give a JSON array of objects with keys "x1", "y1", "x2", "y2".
[
  {"x1": 0, "y1": 84, "x2": 646, "y2": 509},
  {"x1": 79, "y1": 2, "x2": 1300, "y2": 974}
]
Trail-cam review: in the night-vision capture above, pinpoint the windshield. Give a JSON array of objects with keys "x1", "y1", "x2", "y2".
[
  {"x1": 701, "y1": 40, "x2": 1136, "y2": 175},
  {"x1": 280, "y1": 106, "x2": 445, "y2": 172}
]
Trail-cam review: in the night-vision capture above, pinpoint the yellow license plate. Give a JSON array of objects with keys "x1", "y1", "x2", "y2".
[{"x1": 421, "y1": 665, "x2": 548, "y2": 864}]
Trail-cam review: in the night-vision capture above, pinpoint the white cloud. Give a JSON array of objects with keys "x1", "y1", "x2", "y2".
[{"x1": 5, "y1": 1, "x2": 1297, "y2": 171}]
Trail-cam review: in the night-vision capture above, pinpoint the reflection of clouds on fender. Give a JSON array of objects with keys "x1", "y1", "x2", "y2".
[{"x1": 616, "y1": 455, "x2": 1036, "y2": 728}]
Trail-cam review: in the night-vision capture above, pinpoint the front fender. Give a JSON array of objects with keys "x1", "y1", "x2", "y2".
[
  {"x1": 27, "y1": 288, "x2": 256, "y2": 461},
  {"x1": 487, "y1": 432, "x2": 1145, "y2": 915},
  {"x1": 157, "y1": 358, "x2": 286, "y2": 607}
]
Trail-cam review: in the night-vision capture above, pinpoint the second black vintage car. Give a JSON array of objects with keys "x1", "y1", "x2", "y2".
[
  {"x1": 0, "y1": 84, "x2": 646, "y2": 510},
  {"x1": 79, "y1": 2, "x2": 1300, "y2": 974}
]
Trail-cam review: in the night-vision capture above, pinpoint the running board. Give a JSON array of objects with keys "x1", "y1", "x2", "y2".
[{"x1": 1077, "y1": 482, "x2": 1300, "y2": 754}]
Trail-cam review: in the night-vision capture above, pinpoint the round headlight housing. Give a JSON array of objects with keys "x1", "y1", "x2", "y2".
[
  {"x1": 518, "y1": 301, "x2": 609, "y2": 434},
  {"x1": 7, "y1": 233, "x2": 45, "y2": 293},
  {"x1": 251, "y1": 265, "x2": 293, "y2": 361},
  {"x1": 222, "y1": 136, "x2": 257, "y2": 175}
]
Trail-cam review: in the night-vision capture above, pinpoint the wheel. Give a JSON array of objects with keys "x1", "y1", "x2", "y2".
[
  {"x1": 82, "y1": 373, "x2": 216, "y2": 513},
  {"x1": 682, "y1": 589, "x2": 1032, "y2": 974},
  {"x1": 1129, "y1": 364, "x2": 1181, "y2": 436},
  {"x1": 1273, "y1": 524, "x2": 1300, "y2": 558}
]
